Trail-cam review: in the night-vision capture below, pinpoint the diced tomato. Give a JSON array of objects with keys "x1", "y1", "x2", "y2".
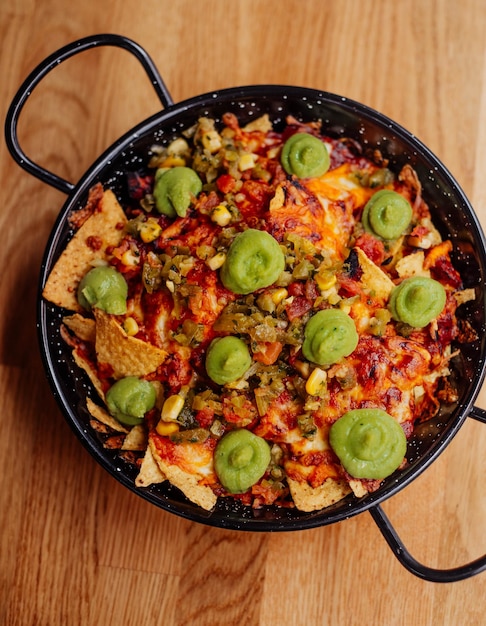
[
  {"x1": 253, "y1": 341, "x2": 283, "y2": 365},
  {"x1": 305, "y1": 279, "x2": 319, "y2": 301},
  {"x1": 354, "y1": 232, "x2": 386, "y2": 266},
  {"x1": 286, "y1": 296, "x2": 312, "y2": 321},
  {"x1": 216, "y1": 174, "x2": 236, "y2": 194},
  {"x1": 288, "y1": 281, "x2": 305, "y2": 297},
  {"x1": 195, "y1": 407, "x2": 215, "y2": 428},
  {"x1": 337, "y1": 275, "x2": 363, "y2": 299}
]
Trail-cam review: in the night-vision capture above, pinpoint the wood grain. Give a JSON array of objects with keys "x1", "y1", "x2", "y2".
[{"x1": 2, "y1": 1, "x2": 486, "y2": 624}]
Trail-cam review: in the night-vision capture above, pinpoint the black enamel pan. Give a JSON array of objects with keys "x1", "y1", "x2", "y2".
[{"x1": 6, "y1": 34, "x2": 486, "y2": 582}]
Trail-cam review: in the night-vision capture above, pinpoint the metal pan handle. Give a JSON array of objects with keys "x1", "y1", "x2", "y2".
[
  {"x1": 4, "y1": 33, "x2": 173, "y2": 195},
  {"x1": 370, "y1": 405, "x2": 486, "y2": 582}
]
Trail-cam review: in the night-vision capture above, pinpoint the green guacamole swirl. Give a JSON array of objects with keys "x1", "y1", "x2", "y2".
[
  {"x1": 389, "y1": 276, "x2": 446, "y2": 328},
  {"x1": 153, "y1": 166, "x2": 202, "y2": 217},
  {"x1": 220, "y1": 229, "x2": 285, "y2": 294},
  {"x1": 106, "y1": 376, "x2": 157, "y2": 426},
  {"x1": 302, "y1": 309, "x2": 359, "y2": 366},
  {"x1": 362, "y1": 189, "x2": 413, "y2": 240},
  {"x1": 281, "y1": 132, "x2": 330, "y2": 179},
  {"x1": 214, "y1": 429, "x2": 271, "y2": 493},
  {"x1": 329, "y1": 408, "x2": 407, "y2": 479},
  {"x1": 77, "y1": 265, "x2": 128, "y2": 315},
  {"x1": 205, "y1": 336, "x2": 252, "y2": 385}
]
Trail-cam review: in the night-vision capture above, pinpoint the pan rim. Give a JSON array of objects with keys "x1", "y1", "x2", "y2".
[{"x1": 37, "y1": 84, "x2": 486, "y2": 531}]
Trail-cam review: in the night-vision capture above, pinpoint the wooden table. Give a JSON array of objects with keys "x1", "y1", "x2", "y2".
[{"x1": 2, "y1": 1, "x2": 486, "y2": 624}]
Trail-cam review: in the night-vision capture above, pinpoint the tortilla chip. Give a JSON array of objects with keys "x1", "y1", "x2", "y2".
[
  {"x1": 354, "y1": 247, "x2": 395, "y2": 301},
  {"x1": 72, "y1": 348, "x2": 106, "y2": 400},
  {"x1": 135, "y1": 444, "x2": 166, "y2": 487},
  {"x1": 395, "y1": 250, "x2": 429, "y2": 278},
  {"x1": 42, "y1": 189, "x2": 128, "y2": 311},
  {"x1": 63, "y1": 314, "x2": 96, "y2": 343},
  {"x1": 94, "y1": 309, "x2": 167, "y2": 379},
  {"x1": 287, "y1": 477, "x2": 351, "y2": 512},
  {"x1": 454, "y1": 287, "x2": 476, "y2": 306},
  {"x1": 122, "y1": 425, "x2": 147, "y2": 451},
  {"x1": 86, "y1": 397, "x2": 128, "y2": 433},
  {"x1": 148, "y1": 438, "x2": 217, "y2": 511},
  {"x1": 348, "y1": 479, "x2": 368, "y2": 498},
  {"x1": 90, "y1": 418, "x2": 115, "y2": 435}
]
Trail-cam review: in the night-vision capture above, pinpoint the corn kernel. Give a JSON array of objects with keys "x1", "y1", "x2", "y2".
[
  {"x1": 156, "y1": 420, "x2": 180, "y2": 436},
  {"x1": 123, "y1": 317, "x2": 139, "y2": 336},
  {"x1": 271, "y1": 288, "x2": 288, "y2": 305},
  {"x1": 121, "y1": 248, "x2": 140, "y2": 267},
  {"x1": 206, "y1": 251, "x2": 226, "y2": 271},
  {"x1": 202, "y1": 130, "x2": 222, "y2": 153},
  {"x1": 161, "y1": 394, "x2": 185, "y2": 422},
  {"x1": 211, "y1": 204, "x2": 232, "y2": 227},
  {"x1": 305, "y1": 367, "x2": 327, "y2": 396},
  {"x1": 139, "y1": 218, "x2": 162, "y2": 243},
  {"x1": 238, "y1": 153, "x2": 257, "y2": 171},
  {"x1": 160, "y1": 155, "x2": 186, "y2": 168},
  {"x1": 315, "y1": 273, "x2": 337, "y2": 291}
]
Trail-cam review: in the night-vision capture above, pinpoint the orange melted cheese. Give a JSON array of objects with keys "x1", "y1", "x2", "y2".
[{"x1": 150, "y1": 430, "x2": 217, "y2": 480}]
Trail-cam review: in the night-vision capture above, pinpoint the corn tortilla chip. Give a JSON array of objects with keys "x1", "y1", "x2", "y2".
[
  {"x1": 135, "y1": 444, "x2": 166, "y2": 487},
  {"x1": 148, "y1": 437, "x2": 217, "y2": 511},
  {"x1": 395, "y1": 250, "x2": 429, "y2": 278},
  {"x1": 348, "y1": 479, "x2": 368, "y2": 498},
  {"x1": 94, "y1": 309, "x2": 167, "y2": 379},
  {"x1": 86, "y1": 397, "x2": 128, "y2": 433},
  {"x1": 454, "y1": 288, "x2": 476, "y2": 306},
  {"x1": 43, "y1": 189, "x2": 127, "y2": 311},
  {"x1": 122, "y1": 424, "x2": 147, "y2": 451},
  {"x1": 72, "y1": 348, "x2": 106, "y2": 401},
  {"x1": 354, "y1": 247, "x2": 395, "y2": 301},
  {"x1": 63, "y1": 314, "x2": 96, "y2": 343},
  {"x1": 287, "y1": 477, "x2": 351, "y2": 512}
]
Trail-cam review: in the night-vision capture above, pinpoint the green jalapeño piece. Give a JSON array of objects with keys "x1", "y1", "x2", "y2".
[
  {"x1": 302, "y1": 309, "x2": 358, "y2": 366},
  {"x1": 389, "y1": 276, "x2": 446, "y2": 328},
  {"x1": 281, "y1": 132, "x2": 330, "y2": 179},
  {"x1": 214, "y1": 429, "x2": 271, "y2": 493},
  {"x1": 329, "y1": 408, "x2": 407, "y2": 479},
  {"x1": 362, "y1": 189, "x2": 413, "y2": 240},
  {"x1": 77, "y1": 265, "x2": 128, "y2": 315},
  {"x1": 106, "y1": 376, "x2": 157, "y2": 426},
  {"x1": 205, "y1": 336, "x2": 252, "y2": 385},
  {"x1": 153, "y1": 166, "x2": 203, "y2": 218},
  {"x1": 220, "y1": 229, "x2": 285, "y2": 294}
]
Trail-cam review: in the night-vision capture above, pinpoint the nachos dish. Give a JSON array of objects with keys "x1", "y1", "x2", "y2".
[{"x1": 43, "y1": 113, "x2": 475, "y2": 513}]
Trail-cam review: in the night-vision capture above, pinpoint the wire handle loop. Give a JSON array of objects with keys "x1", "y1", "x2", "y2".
[
  {"x1": 4, "y1": 33, "x2": 173, "y2": 194},
  {"x1": 370, "y1": 406, "x2": 486, "y2": 582}
]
